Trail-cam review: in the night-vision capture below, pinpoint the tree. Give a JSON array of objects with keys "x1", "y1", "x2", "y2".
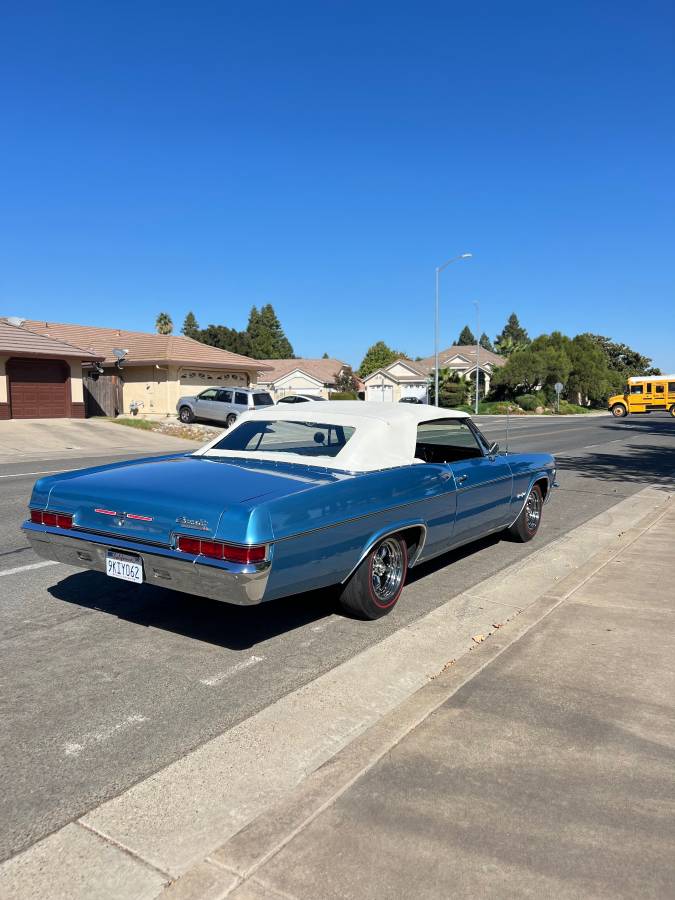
[
  {"x1": 245, "y1": 304, "x2": 294, "y2": 359},
  {"x1": 494, "y1": 313, "x2": 529, "y2": 356},
  {"x1": 199, "y1": 324, "x2": 252, "y2": 357},
  {"x1": 428, "y1": 369, "x2": 468, "y2": 408},
  {"x1": 155, "y1": 312, "x2": 173, "y2": 335},
  {"x1": 457, "y1": 325, "x2": 476, "y2": 346},
  {"x1": 322, "y1": 352, "x2": 329, "y2": 359},
  {"x1": 479, "y1": 332, "x2": 494, "y2": 352},
  {"x1": 491, "y1": 331, "x2": 621, "y2": 405},
  {"x1": 358, "y1": 341, "x2": 406, "y2": 377},
  {"x1": 181, "y1": 311, "x2": 200, "y2": 339},
  {"x1": 582, "y1": 334, "x2": 660, "y2": 378},
  {"x1": 335, "y1": 366, "x2": 359, "y2": 393}
]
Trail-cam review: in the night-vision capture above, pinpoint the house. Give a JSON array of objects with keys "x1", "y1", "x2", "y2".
[
  {"x1": 0, "y1": 319, "x2": 103, "y2": 419},
  {"x1": 415, "y1": 345, "x2": 506, "y2": 396},
  {"x1": 255, "y1": 358, "x2": 352, "y2": 400},
  {"x1": 363, "y1": 359, "x2": 429, "y2": 402},
  {"x1": 0, "y1": 318, "x2": 271, "y2": 418}
]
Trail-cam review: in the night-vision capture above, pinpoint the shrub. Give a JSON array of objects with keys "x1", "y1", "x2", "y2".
[
  {"x1": 515, "y1": 393, "x2": 538, "y2": 411},
  {"x1": 329, "y1": 391, "x2": 359, "y2": 400}
]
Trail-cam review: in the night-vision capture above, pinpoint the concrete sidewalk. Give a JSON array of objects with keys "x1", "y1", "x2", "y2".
[{"x1": 200, "y1": 500, "x2": 675, "y2": 899}]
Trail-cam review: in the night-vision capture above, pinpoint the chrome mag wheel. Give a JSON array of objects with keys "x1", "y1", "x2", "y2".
[
  {"x1": 525, "y1": 488, "x2": 541, "y2": 532},
  {"x1": 370, "y1": 537, "x2": 405, "y2": 603}
]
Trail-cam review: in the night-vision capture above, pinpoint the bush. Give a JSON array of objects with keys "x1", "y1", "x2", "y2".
[
  {"x1": 515, "y1": 393, "x2": 538, "y2": 411},
  {"x1": 556, "y1": 400, "x2": 592, "y2": 414},
  {"x1": 329, "y1": 391, "x2": 359, "y2": 400}
]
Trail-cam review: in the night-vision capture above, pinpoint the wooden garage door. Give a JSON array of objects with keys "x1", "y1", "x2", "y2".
[{"x1": 8, "y1": 358, "x2": 69, "y2": 418}]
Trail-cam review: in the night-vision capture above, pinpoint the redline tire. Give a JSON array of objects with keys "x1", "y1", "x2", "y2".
[
  {"x1": 507, "y1": 483, "x2": 543, "y2": 543},
  {"x1": 339, "y1": 535, "x2": 408, "y2": 620}
]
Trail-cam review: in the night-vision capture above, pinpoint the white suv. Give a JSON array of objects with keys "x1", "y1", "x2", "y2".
[{"x1": 177, "y1": 387, "x2": 274, "y2": 427}]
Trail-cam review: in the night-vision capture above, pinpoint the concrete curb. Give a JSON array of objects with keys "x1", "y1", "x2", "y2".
[{"x1": 167, "y1": 494, "x2": 672, "y2": 898}]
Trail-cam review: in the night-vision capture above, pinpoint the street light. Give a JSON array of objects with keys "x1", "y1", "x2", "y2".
[
  {"x1": 434, "y1": 252, "x2": 473, "y2": 406},
  {"x1": 473, "y1": 300, "x2": 481, "y2": 414}
]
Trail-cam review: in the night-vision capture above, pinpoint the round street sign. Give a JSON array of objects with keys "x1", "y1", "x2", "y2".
[{"x1": 554, "y1": 382, "x2": 564, "y2": 394}]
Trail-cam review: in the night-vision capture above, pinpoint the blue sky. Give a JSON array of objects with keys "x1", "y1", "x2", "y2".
[{"x1": 1, "y1": 1, "x2": 673, "y2": 371}]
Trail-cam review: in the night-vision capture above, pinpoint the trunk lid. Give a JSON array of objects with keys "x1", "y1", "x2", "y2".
[{"x1": 40, "y1": 454, "x2": 341, "y2": 545}]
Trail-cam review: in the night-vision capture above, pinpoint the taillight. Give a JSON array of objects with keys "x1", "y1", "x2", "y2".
[
  {"x1": 30, "y1": 510, "x2": 73, "y2": 529},
  {"x1": 176, "y1": 535, "x2": 266, "y2": 563}
]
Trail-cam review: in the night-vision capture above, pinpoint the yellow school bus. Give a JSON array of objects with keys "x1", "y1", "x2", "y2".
[{"x1": 608, "y1": 375, "x2": 675, "y2": 418}]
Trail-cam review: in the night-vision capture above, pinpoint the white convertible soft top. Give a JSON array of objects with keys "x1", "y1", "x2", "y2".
[{"x1": 195, "y1": 401, "x2": 471, "y2": 472}]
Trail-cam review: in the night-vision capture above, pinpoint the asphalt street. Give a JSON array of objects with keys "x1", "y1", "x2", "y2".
[{"x1": 1, "y1": 413, "x2": 674, "y2": 863}]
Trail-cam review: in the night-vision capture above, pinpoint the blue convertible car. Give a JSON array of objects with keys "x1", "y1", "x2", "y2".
[{"x1": 23, "y1": 403, "x2": 556, "y2": 619}]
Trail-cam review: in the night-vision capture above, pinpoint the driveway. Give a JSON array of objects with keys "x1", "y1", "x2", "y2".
[{"x1": 0, "y1": 418, "x2": 199, "y2": 464}]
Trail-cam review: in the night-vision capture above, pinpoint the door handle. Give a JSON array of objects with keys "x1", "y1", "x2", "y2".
[{"x1": 456, "y1": 474, "x2": 468, "y2": 484}]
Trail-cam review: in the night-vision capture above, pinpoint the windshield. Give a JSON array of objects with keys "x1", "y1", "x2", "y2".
[{"x1": 209, "y1": 420, "x2": 355, "y2": 458}]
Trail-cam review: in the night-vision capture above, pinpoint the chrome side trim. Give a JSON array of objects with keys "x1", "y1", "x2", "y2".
[
  {"x1": 340, "y1": 521, "x2": 428, "y2": 584},
  {"x1": 454, "y1": 473, "x2": 513, "y2": 494},
  {"x1": 271, "y1": 487, "x2": 447, "y2": 545}
]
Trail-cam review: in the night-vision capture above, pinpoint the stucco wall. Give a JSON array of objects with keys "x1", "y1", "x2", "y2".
[
  {"x1": 118, "y1": 366, "x2": 258, "y2": 416},
  {"x1": 69, "y1": 361, "x2": 84, "y2": 403},
  {"x1": 263, "y1": 371, "x2": 327, "y2": 399},
  {"x1": 0, "y1": 356, "x2": 7, "y2": 403}
]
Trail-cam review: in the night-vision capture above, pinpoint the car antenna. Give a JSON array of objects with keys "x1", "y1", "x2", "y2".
[{"x1": 505, "y1": 405, "x2": 510, "y2": 455}]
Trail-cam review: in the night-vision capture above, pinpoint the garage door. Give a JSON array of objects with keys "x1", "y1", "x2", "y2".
[
  {"x1": 8, "y1": 359, "x2": 69, "y2": 418},
  {"x1": 367, "y1": 384, "x2": 393, "y2": 402}
]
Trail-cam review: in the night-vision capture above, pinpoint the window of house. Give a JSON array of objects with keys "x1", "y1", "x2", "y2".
[{"x1": 415, "y1": 419, "x2": 483, "y2": 463}]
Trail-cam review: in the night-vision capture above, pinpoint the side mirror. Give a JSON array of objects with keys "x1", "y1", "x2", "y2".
[{"x1": 488, "y1": 441, "x2": 499, "y2": 456}]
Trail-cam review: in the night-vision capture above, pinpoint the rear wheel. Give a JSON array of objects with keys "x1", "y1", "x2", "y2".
[
  {"x1": 670, "y1": 405, "x2": 675, "y2": 418},
  {"x1": 506, "y1": 483, "x2": 543, "y2": 543},
  {"x1": 179, "y1": 406, "x2": 194, "y2": 424},
  {"x1": 339, "y1": 535, "x2": 408, "y2": 619},
  {"x1": 611, "y1": 403, "x2": 627, "y2": 418},
  {"x1": 225, "y1": 413, "x2": 237, "y2": 428}
]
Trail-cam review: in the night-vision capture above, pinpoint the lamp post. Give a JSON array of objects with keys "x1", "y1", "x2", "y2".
[
  {"x1": 473, "y1": 300, "x2": 480, "y2": 414},
  {"x1": 434, "y1": 252, "x2": 472, "y2": 406}
]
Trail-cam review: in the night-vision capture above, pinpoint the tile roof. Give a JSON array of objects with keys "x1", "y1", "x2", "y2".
[
  {"x1": 362, "y1": 359, "x2": 427, "y2": 381},
  {"x1": 0, "y1": 319, "x2": 101, "y2": 359},
  {"x1": 257, "y1": 358, "x2": 349, "y2": 385},
  {"x1": 415, "y1": 345, "x2": 506, "y2": 373},
  {"x1": 19, "y1": 320, "x2": 271, "y2": 371}
]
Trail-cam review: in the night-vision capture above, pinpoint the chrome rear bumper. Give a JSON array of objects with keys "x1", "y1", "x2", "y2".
[{"x1": 23, "y1": 523, "x2": 271, "y2": 606}]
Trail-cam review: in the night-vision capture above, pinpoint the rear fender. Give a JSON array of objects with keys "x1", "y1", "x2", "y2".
[{"x1": 341, "y1": 519, "x2": 427, "y2": 583}]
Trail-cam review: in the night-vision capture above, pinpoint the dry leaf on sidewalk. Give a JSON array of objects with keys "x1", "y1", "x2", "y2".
[{"x1": 472, "y1": 633, "x2": 486, "y2": 643}]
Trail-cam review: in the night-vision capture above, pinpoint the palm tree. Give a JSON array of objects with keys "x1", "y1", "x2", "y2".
[{"x1": 155, "y1": 312, "x2": 173, "y2": 335}]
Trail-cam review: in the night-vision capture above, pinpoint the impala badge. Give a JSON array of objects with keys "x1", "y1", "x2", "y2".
[{"x1": 176, "y1": 515, "x2": 210, "y2": 531}]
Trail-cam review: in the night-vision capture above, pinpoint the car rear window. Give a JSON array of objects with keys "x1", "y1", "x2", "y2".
[
  {"x1": 209, "y1": 420, "x2": 355, "y2": 458},
  {"x1": 252, "y1": 392, "x2": 274, "y2": 407}
]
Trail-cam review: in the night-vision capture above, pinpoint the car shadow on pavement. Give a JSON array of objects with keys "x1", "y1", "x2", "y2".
[
  {"x1": 557, "y1": 443, "x2": 675, "y2": 490},
  {"x1": 48, "y1": 572, "x2": 338, "y2": 650},
  {"x1": 406, "y1": 533, "x2": 503, "y2": 584}
]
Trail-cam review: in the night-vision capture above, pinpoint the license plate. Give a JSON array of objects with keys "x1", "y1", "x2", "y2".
[{"x1": 106, "y1": 550, "x2": 143, "y2": 584}]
